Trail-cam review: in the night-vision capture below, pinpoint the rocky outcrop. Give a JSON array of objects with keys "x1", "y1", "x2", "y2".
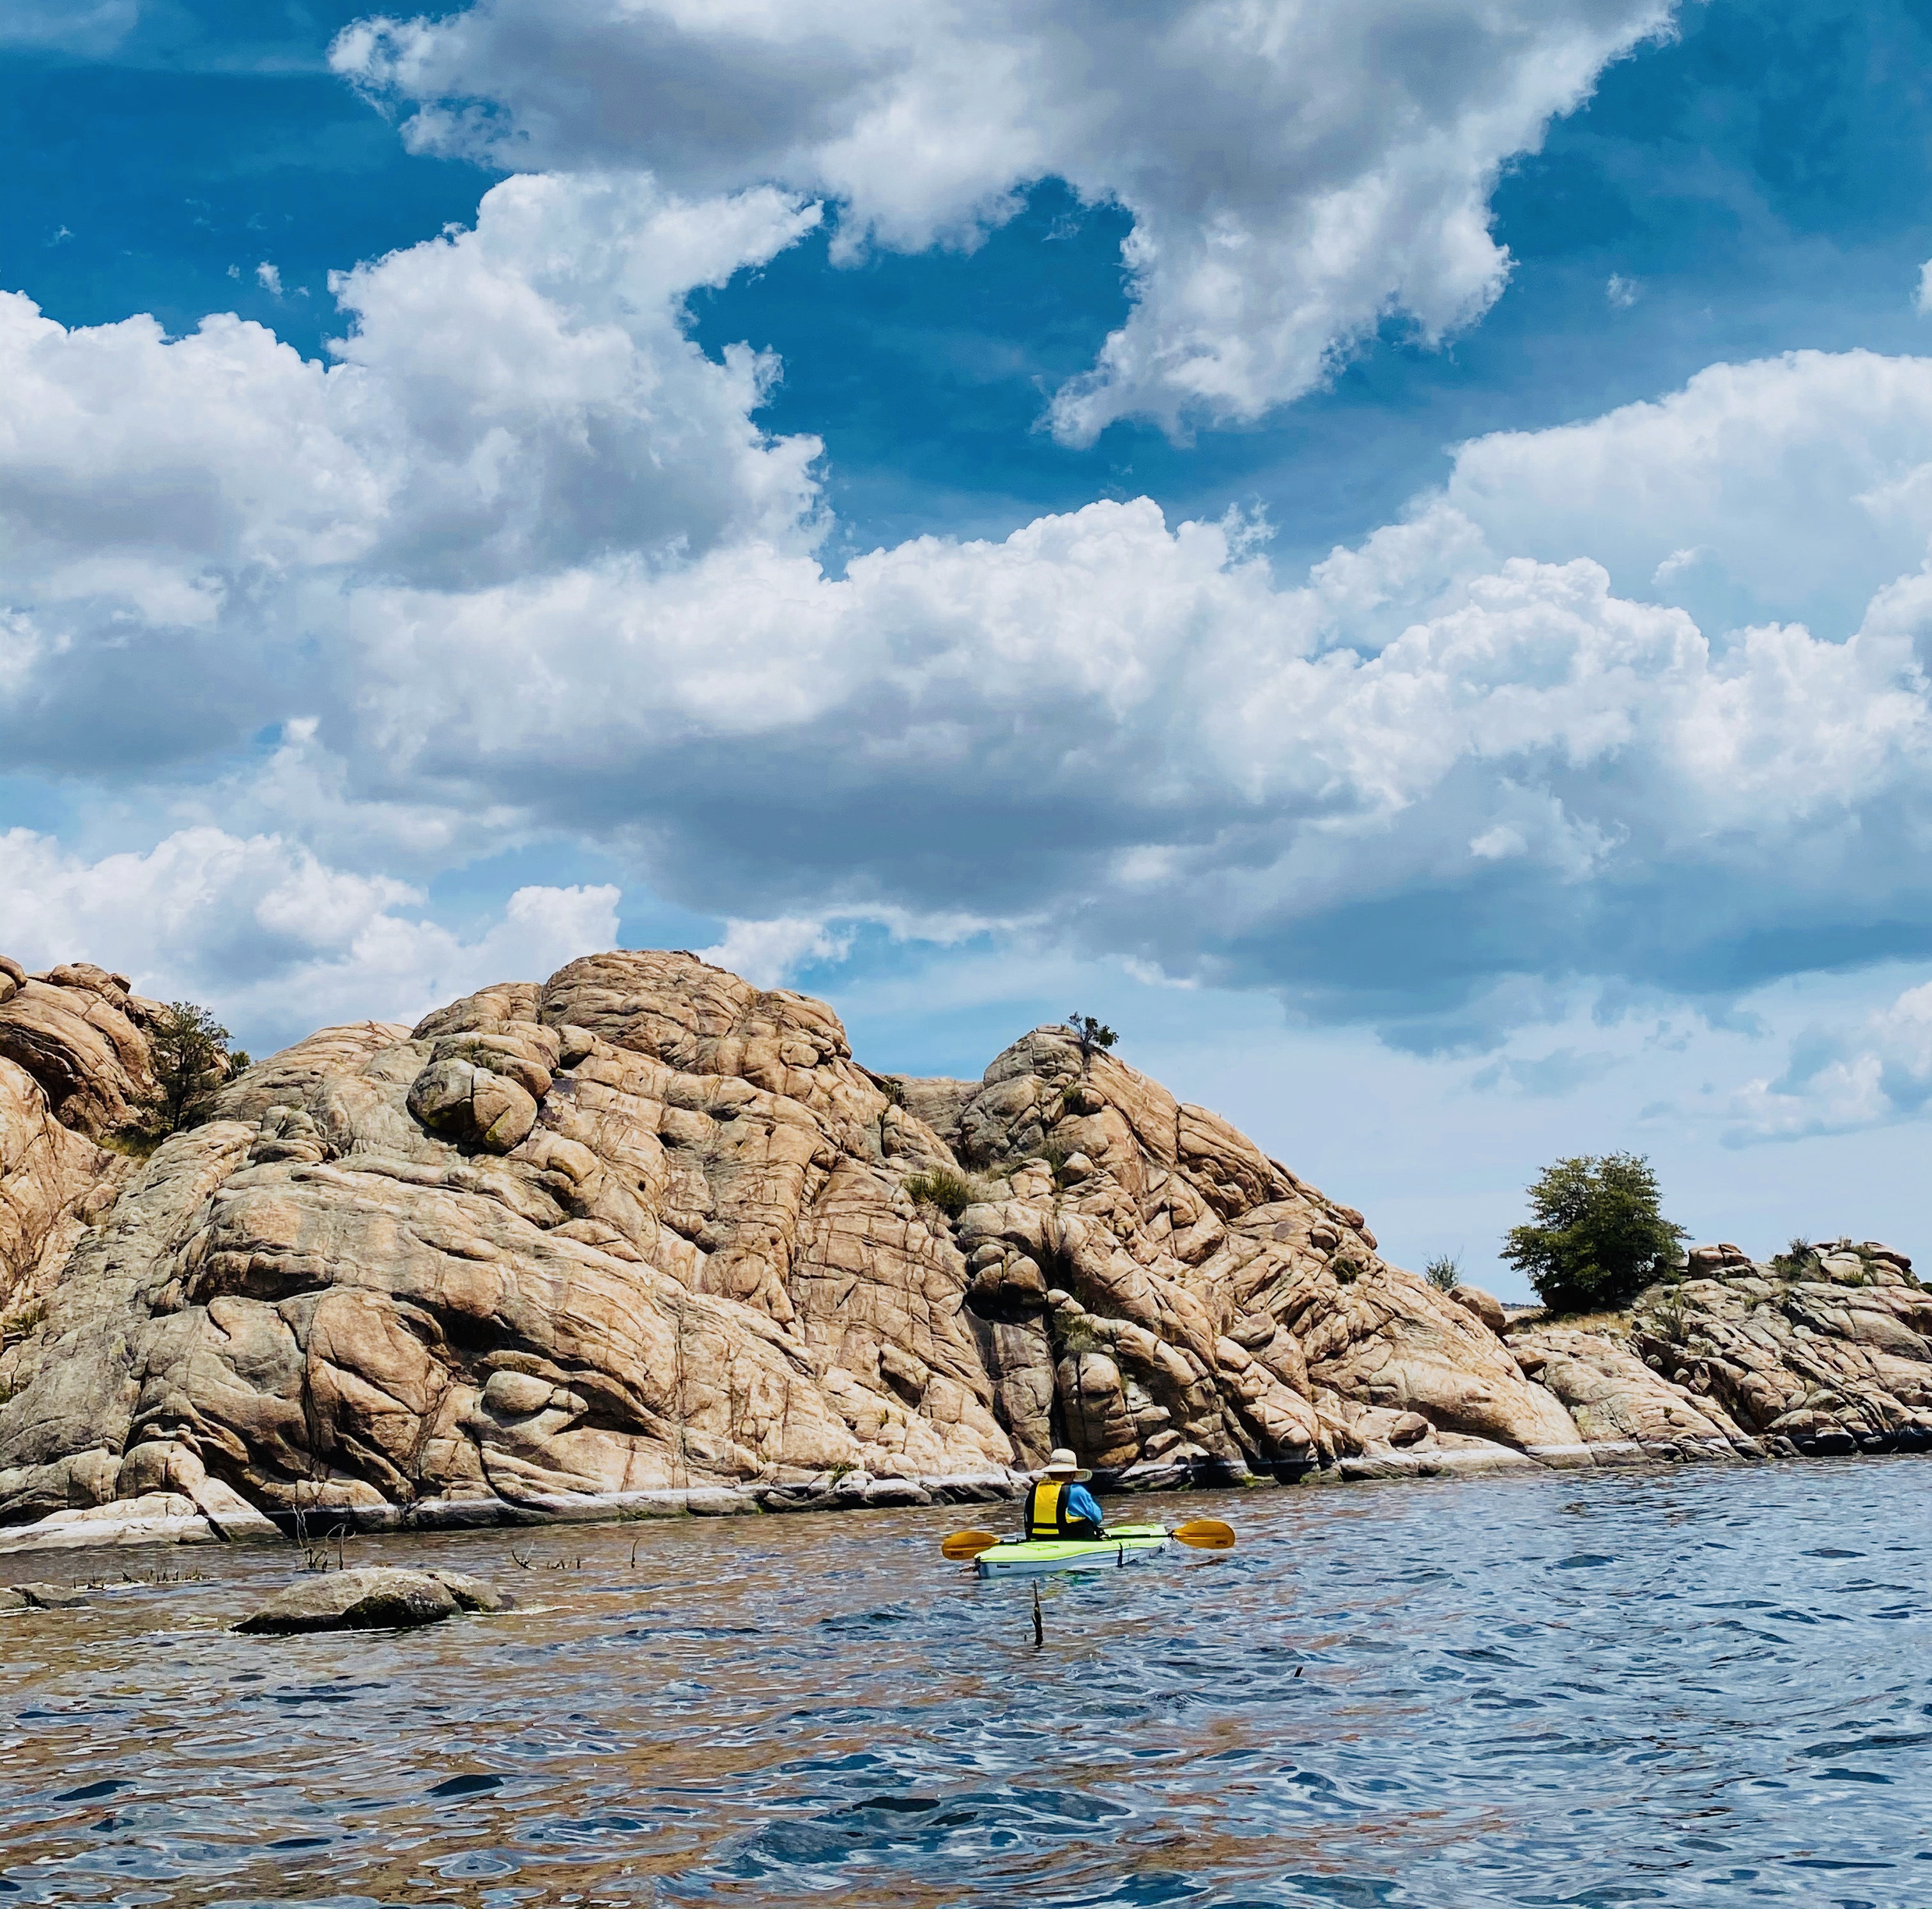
[
  {"x1": 1507, "y1": 1324, "x2": 1754, "y2": 1459},
  {"x1": 1634, "y1": 1243, "x2": 1932, "y2": 1455},
  {"x1": 0, "y1": 947, "x2": 1924, "y2": 1549},
  {"x1": 0, "y1": 962, "x2": 153, "y2": 1322},
  {"x1": 0, "y1": 1487, "x2": 279, "y2": 1555},
  {"x1": 0, "y1": 960, "x2": 162, "y2": 1140},
  {"x1": 1506, "y1": 1241, "x2": 1932, "y2": 1458},
  {"x1": 0, "y1": 1054, "x2": 126, "y2": 1322}
]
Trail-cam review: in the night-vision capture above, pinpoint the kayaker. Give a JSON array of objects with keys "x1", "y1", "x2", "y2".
[{"x1": 1022, "y1": 1448, "x2": 1105, "y2": 1540}]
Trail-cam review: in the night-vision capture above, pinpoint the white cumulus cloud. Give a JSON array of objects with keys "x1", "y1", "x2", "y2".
[
  {"x1": 697, "y1": 917, "x2": 854, "y2": 988},
  {"x1": 330, "y1": 0, "x2": 1677, "y2": 439},
  {"x1": 1728, "y1": 979, "x2": 1932, "y2": 1141},
  {"x1": 1443, "y1": 349, "x2": 1932, "y2": 644},
  {"x1": 8, "y1": 160, "x2": 1932, "y2": 1052},
  {"x1": 0, "y1": 171, "x2": 825, "y2": 776},
  {"x1": 240, "y1": 478, "x2": 1932, "y2": 1043},
  {"x1": 0, "y1": 825, "x2": 620, "y2": 1048}
]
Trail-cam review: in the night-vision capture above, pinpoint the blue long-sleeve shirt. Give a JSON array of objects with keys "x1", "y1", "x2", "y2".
[{"x1": 1062, "y1": 1482, "x2": 1105, "y2": 1526}]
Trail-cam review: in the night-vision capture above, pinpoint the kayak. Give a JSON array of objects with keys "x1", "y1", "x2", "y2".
[{"x1": 974, "y1": 1522, "x2": 1171, "y2": 1579}]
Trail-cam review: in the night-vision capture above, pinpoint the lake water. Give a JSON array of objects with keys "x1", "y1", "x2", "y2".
[{"x1": 3, "y1": 1460, "x2": 1929, "y2": 1908}]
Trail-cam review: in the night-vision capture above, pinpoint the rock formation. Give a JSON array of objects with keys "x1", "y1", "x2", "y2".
[
  {"x1": 0, "y1": 948, "x2": 1925, "y2": 1549},
  {"x1": 0, "y1": 959, "x2": 148, "y2": 1322},
  {"x1": 1621, "y1": 1242, "x2": 1931, "y2": 1456}
]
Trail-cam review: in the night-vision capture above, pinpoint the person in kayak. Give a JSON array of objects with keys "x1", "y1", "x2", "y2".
[{"x1": 1023, "y1": 1448, "x2": 1105, "y2": 1540}]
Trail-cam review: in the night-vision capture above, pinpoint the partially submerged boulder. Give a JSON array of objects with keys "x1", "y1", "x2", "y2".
[
  {"x1": 234, "y1": 1565, "x2": 510, "y2": 1634},
  {"x1": 424, "y1": 1567, "x2": 512, "y2": 1613},
  {"x1": 6, "y1": 1580, "x2": 88, "y2": 1609}
]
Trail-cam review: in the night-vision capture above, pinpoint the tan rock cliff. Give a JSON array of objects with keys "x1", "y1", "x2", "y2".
[{"x1": 0, "y1": 949, "x2": 1922, "y2": 1546}]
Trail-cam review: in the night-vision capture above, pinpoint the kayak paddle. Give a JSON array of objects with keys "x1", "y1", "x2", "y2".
[
  {"x1": 939, "y1": 1517, "x2": 1235, "y2": 1560},
  {"x1": 1171, "y1": 1517, "x2": 1236, "y2": 1551},
  {"x1": 940, "y1": 1529, "x2": 1002, "y2": 1560}
]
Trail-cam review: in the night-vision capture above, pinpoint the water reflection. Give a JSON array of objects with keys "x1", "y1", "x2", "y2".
[{"x1": 2, "y1": 1460, "x2": 1929, "y2": 1905}]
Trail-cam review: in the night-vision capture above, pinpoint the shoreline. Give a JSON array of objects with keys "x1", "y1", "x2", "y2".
[
  {"x1": 5, "y1": 960, "x2": 1922, "y2": 1575},
  {"x1": 8, "y1": 1426, "x2": 1917, "y2": 1561}
]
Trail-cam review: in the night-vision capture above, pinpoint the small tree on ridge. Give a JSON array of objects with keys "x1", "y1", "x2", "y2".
[
  {"x1": 1502, "y1": 1152, "x2": 1685, "y2": 1315},
  {"x1": 148, "y1": 1000, "x2": 249, "y2": 1135},
  {"x1": 1068, "y1": 1013, "x2": 1117, "y2": 1062}
]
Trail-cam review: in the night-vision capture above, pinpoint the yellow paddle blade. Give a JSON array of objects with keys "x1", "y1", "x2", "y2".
[
  {"x1": 1172, "y1": 1518, "x2": 1236, "y2": 1551},
  {"x1": 940, "y1": 1528, "x2": 1002, "y2": 1560}
]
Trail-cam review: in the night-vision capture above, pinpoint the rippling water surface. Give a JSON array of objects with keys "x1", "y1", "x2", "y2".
[{"x1": 4, "y1": 1461, "x2": 1931, "y2": 1906}]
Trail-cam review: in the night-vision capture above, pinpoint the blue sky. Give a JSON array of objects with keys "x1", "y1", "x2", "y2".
[{"x1": 6, "y1": 0, "x2": 1932, "y2": 1293}]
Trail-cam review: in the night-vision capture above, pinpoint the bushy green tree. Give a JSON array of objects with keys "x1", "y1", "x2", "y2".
[
  {"x1": 148, "y1": 1000, "x2": 248, "y2": 1135},
  {"x1": 1502, "y1": 1153, "x2": 1685, "y2": 1314},
  {"x1": 1423, "y1": 1254, "x2": 1461, "y2": 1292}
]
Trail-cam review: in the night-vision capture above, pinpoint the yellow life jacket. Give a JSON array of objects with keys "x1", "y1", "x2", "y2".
[{"x1": 1025, "y1": 1478, "x2": 1080, "y2": 1540}]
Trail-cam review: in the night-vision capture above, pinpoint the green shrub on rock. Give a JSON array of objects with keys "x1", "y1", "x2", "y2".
[
  {"x1": 902, "y1": 1166, "x2": 981, "y2": 1217},
  {"x1": 3, "y1": 1299, "x2": 45, "y2": 1338},
  {"x1": 1501, "y1": 1153, "x2": 1686, "y2": 1315},
  {"x1": 1331, "y1": 1248, "x2": 1369, "y2": 1286}
]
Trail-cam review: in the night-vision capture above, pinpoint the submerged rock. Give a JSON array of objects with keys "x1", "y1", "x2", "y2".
[
  {"x1": 234, "y1": 1565, "x2": 507, "y2": 1634},
  {"x1": 8, "y1": 1581, "x2": 88, "y2": 1609}
]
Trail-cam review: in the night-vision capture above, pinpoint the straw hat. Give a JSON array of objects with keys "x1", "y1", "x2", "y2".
[{"x1": 1041, "y1": 1447, "x2": 1092, "y2": 1481}]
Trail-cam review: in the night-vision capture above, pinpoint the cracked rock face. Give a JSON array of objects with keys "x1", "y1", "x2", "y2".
[
  {"x1": 0, "y1": 947, "x2": 1923, "y2": 1540},
  {"x1": 0, "y1": 959, "x2": 162, "y2": 1141},
  {"x1": 1625, "y1": 1250, "x2": 1932, "y2": 1455},
  {"x1": 1507, "y1": 1324, "x2": 1753, "y2": 1457},
  {"x1": 0, "y1": 960, "x2": 150, "y2": 1324}
]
